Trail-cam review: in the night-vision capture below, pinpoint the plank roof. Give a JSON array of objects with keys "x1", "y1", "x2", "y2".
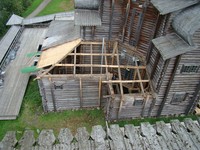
[
  {"x1": 152, "y1": 33, "x2": 198, "y2": 60},
  {"x1": 1, "y1": 119, "x2": 200, "y2": 149},
  {"x1": 43, "y1": 20, "x2": 81, "y2": 48},
  {"x1": 172, "y1": 3, "x2": 200, "y2": 46},
  {"x1": 75, "y1": 9, "x2": 101, "y2": 26},
  {"x1": 6, "y1": 14, "x2": 24, "y2": 26},
  {"x1": 74, "y1": 0, "x2": 100, "y2": 10},
  {"x1": 0, "y1": 26, "x2": 20, "y2": 63},
  {"x1": 151, "y1": 0, "x2": 200, "y2": 15},
  {"x1": 23, "y1": 12, "x2": 74, "y2": 25},
  {"x1": 37, "y1": 38, "x2": 81, "y2": 68}
]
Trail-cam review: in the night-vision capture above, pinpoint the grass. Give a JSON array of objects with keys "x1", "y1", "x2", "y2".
[
  {"x1": 22, "y1": 0, "x2": 44, "y2": 17},
  {"x1": 0, "y1": 77, "x2": 105, "y2": 140},
  {"x1": 37, "y1": 0, "x2": 74, "y2": 16}
]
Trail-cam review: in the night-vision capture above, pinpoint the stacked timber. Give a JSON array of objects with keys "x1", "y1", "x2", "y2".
[{"x1": 1, "y1": 119, "x2": 200, "y2": 149}]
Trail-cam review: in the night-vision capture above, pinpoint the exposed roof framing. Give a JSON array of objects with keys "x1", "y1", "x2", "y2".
[{"x1": 151, "y1": 0, "x2": 200, "y2": 15}]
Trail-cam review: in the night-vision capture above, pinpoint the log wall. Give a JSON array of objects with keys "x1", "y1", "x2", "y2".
[
  {"x1": 107, "y1": 94, "x2": 153, "y2": 120},
  {"x1": 39, "y1": 76, "x2": 107, "y2": 112}
]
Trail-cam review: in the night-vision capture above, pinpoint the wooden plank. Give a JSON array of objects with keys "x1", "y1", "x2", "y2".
[
  {"x1": 55, "y1": 64, "x2": 146, "y2": 69},
  {"x1": 38, "y1": 130, "x2": 56, "y2": 146},
  {"x1": 185, "y1": 81, "x2": 200, "y2": 114},
  {"x1": 75, "y1": 127, "x2": 90, "y2": 150},
  {"x1": 80, "y1": 78, "x2": 83, "y2": 108},
  {"x1": 81, "y1": 41, "x2": 102, "y2": 45},
  {"x1": 0, "y1": 131, "x2": 17, "y2": 149},
  {"x1": 116, "y1": 48, "x2": 125, "y2": 118},
  {"x1": 121, "y1": 0, "x2": 130, "y2": 42},
  {"x1": 156, "y1": 121, "x2": 180, "y2": 150},
  {"x1": 73, "y1": 48, "x2": 77, "y2": 75},
  {"x1": 128, "y1": 9, "x2": 136, "y2": 44},
  {"x1": 135, "y1": 60, "x2": 145, "y2": 95},
  {"x1": 184, "y1": 118, "x2": 200, "y2": 147},
  {"x1": 19, "y1": 130, "x2": 35, "y2": 150},
  {"x1": 157, "y1": 55, "x2": 181, "y2": 116},
  {"x1": 109, "y1": 0, "x2": 115, "y2": 40},
  {"x1": 124, "y1": 125, "x2": 143, "y2": 150},
  {"x1": 108, "y1": 124, "x2": 125, "y2": 149},
  {"x1": 98, "y1": 78, "x2": 102, "y2": 106},
  {"x1": 90, "y1": 44, "x2": 93, "y2": 75},
  {"x1": 91, "y1": 125, "x2": 106, "y2": 150},
  {"x1": 68, "y1": 53, "x2": 118, "y2": 56},
  {"x1": 58, "y1": 128, "x2": 73, "y2": 145},
  {"x1": 170, "y1": 120, "x2": 198, "y2": 149},
  {"x1": 140, "y1": 122, "x2": 162, "y2": 150},
  {"x1": 102, "y1": 80, "x2": 149, "y2": 83},
  {"x1": 49, "y1": 78, "x2": 57, "y2": 111}
]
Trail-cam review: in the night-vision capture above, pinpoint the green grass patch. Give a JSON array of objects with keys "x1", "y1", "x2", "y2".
[
  {"x1": 110, "y1": 115, "x2": 198, "y2": 127},
  {"x1": 22, "y1": 0, "x2": 44, "y2": 17},
  {"x1": 37, "y1": 0, "x2": 74, "y2": 16},
  {"x1": 0, "y1": 77, "x2": 105, "y2": 140}
]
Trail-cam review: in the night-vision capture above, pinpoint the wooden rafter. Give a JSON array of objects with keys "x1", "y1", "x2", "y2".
[
  {"x1": 122, "y1": 0, "x2": 130, "y2": 42},
  {"x1": 116, "y1": 47, "x2": 124, "y2": 118},
  {"x1": 73, "y1": 48, "x2": 77, "y2": 75},
  {"x1": 55, "y1": 64, "x2": 146, "y2": 69},
  {"x1": 90, "y1": 44, "x2": 93, "y2": 74},
  {"x1": 102, "y1": 80, "x2": 149, "y2": 83},
  {"x1": 135, "y1": 60, "x2": 145, "y2": 95}
]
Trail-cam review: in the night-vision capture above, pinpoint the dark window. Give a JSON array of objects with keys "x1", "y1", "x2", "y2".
[
  {"x1": 133, "y1": 99, "x2": 144, "y2": 106},
  {"x1": 181, "y1": 65, "x2": 199, "y2": 73},
  {"x1": 54, "y1": 84, "x2": 63, "y2": 89},
  {"x1": 171, "y1": 92, "x2": 187, "y2": 104}
]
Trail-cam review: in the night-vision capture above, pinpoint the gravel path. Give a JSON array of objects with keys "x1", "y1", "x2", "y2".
[{"x1": 27, "y1": 0, "x2": 52, "y2": 18}]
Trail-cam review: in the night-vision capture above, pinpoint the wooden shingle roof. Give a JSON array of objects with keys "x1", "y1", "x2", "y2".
[
  {"x1": 1, "y1": 119, "x2": 200, "y2": 149},
  {"x1": 152, "y1": 33, "x2": 197, "y2": 60},
  {"x1": 74, "y1": 9, "x2": 101, "y2": 26},
  {"x1": 6, "y1": 14, "x2": 23, "y2": 26},
  {"x1": 172, "y1": 3, "x2": 200, "y2": 46},
  {"x1": 74, "y1": 0, "x2": 100, "y2": 10},
  {"x1": 151, "y1": 0, "x2": 200, "y2": 15}
]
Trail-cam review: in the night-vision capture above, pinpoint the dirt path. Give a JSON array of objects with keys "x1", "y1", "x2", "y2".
[{"x1": 27, "y1": 0, "x2": 52, "y2": 18}]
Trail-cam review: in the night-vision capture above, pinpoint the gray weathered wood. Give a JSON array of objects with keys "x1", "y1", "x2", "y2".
[
  {"x1": 141, "y1": 122, "x2": 162, "y2": 150},
  {"x1": 108, "y1": 124, "x2": 126, "y2": 150},
  {"x1": 171, "y1": 119, "x2": 198, "y2": 150},
  {"x1": 124, "y1": 125, "x2": 143, "y2": 150},
  {"x1": 19, "y1": 130, "x2": 35, "y2": 150},
  {"x1": 91, "y1": 125, "x2": 106, "y2": 150},
  {"x1": 156, "y1": 121, "x2": 180, "y2": 150},
  {"x1": 38, "y1": 130, "x2": 56, "y2": 146},
  {"x1": 58, "y1": 128, "x2": 73, "y2": 145},
  {"x1": 0, "y1": 131, "x2": 17, "y2": 150},
  {"x1": 75, "y1": 127, "x2": 90, "y2": 150}
]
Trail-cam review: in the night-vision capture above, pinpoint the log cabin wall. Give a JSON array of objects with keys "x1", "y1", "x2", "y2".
[
  {"x1": 107, "y1": 94, "x2": 154, "y2": 120},
  {"x1": 148, "y1": 3, "x2": 200, "y2": 117},
  {"x1": 39, "y1": 76, "x2": 107, "y2": 112},
  {"x1": 119, "y1": 0, "x2": 159, "y2": 58}
]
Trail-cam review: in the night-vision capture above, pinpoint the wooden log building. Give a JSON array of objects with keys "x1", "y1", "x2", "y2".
[{"x1": 36, "y1": 0, "x2": 200, "y2": 120}]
